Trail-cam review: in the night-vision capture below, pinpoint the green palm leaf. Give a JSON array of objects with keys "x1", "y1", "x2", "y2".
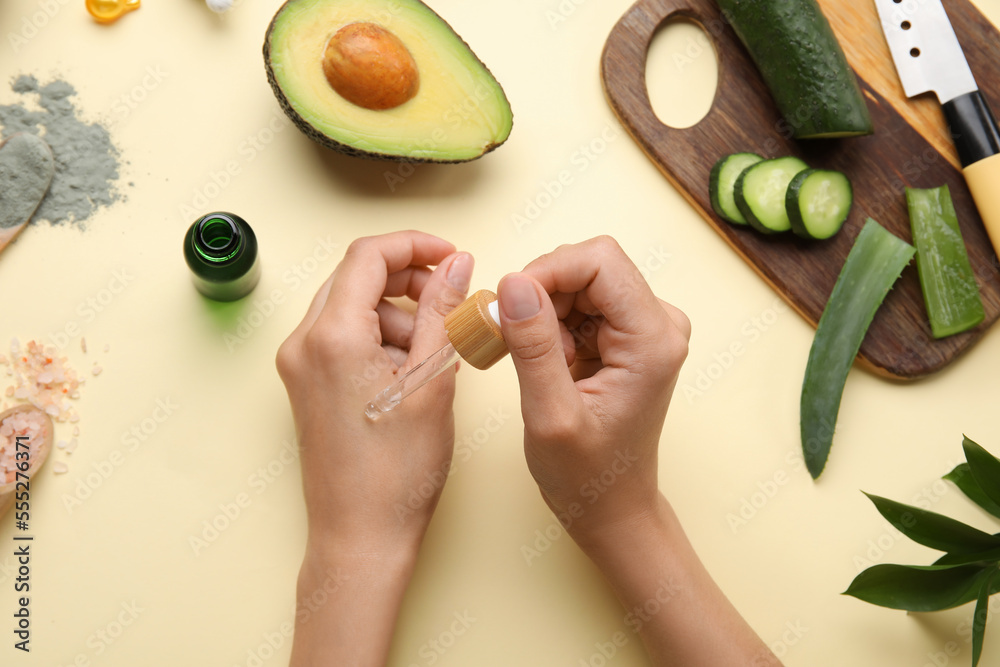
[
  {"x1": 864, "y1": 493, "x2": 1000, "y2": 553},
  {"x1": 944, "y1": 463, "x2": 1000, "y2": 520},
  {"x1": 973, "y1": 568, "x2": 998, "y2": 667},
  {"x1": 964, "y1": 437, "x2": 1000, "y2": 509},
  {"x1": 844, "y1": 563, "x2": 988, "y2": 611}
]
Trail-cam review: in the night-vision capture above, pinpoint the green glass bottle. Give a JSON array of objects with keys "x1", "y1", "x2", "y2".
[{"x1": 183, "y1": 212, "x2": 261, "y2": 301}]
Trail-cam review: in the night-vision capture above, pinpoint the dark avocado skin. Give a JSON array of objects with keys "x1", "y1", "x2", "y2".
[{"x1": 262, "y1": 0, "x2": 511, "y2": 163}]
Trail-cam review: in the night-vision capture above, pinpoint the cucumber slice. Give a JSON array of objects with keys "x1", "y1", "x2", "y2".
[
  {"x1": 906, "y1": 185, "x2": 985, "y2": 338},
  {"x1": 709, "y1": 152, "x2": 763, "y2": 225},
  {"x1": 734, "y1": 156, "x2": 808, "y2": 234},
  {"x1": 801, "y1": 219, "x2": 914, "y2": 479},
  {"x1": 786, "y1": 168, "x2": 853, "y2": 240}
]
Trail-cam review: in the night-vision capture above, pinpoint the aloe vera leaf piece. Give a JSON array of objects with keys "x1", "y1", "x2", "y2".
[
  {"x1": 801, "y1": 219, "x2": 915, "y2": 479},
  {"x1": 906, "y1": 186, "x2": 985, "y2": 338}
]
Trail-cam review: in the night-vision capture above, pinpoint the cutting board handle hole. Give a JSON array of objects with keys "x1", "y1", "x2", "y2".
[{"x1": 645, "y1": 18, "x2": 718, "y2": 129}]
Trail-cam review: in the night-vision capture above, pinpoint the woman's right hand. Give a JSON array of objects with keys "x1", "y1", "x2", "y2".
[
  {"x1": 495, "y1": 236, "x2": 691, "y2": 545},
  {"x1": 497, "y1": 236, "x2": 779, "y2": 667}
]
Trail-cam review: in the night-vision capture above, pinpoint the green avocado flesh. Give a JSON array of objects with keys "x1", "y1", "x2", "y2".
[{"x1": 264, "y1": 0, "x2": 513, "y2": 162}]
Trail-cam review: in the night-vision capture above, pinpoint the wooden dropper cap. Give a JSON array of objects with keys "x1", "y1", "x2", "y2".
[{"x1": 444, "y1": 289, "x2": 509, "y2": 370}]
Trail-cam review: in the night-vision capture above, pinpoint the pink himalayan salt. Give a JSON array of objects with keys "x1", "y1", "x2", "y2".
[
  {"x1": 0, "y1": 409, "x2": 46, "y2": 484},
  {"x1": 2, "y1": 339, "x2": 82, "y2": 423}
]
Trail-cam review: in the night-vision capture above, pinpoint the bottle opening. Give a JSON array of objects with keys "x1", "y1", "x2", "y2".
[{"x1": 196, "y1": 215, "x2": 241, "y2": 262}]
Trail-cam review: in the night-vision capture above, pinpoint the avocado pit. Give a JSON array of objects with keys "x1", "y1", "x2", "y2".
[{"x1": 322, "y1": 22, "x2": 419, "y2": 111}]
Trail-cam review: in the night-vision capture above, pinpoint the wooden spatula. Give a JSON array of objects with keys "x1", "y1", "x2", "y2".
[
  {"x1": 0, "y1": 133, "x2": 54, "y2": 255},
  {"x1": 0, "y1": 404, "x2": 55, "y2": 517}
]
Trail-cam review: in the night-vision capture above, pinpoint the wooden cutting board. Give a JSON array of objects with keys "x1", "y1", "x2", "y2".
[{"x1": 601, "y1": 0, "x2": 1000, "y2": 379}]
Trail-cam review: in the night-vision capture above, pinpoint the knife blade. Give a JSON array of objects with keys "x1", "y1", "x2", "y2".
[{"x1": 875, "y1": 0, "x2": 1000, "y2": 259}]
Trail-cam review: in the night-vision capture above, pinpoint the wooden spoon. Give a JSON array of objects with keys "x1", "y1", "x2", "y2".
[
  {"x1": 0, "y1": 133, "x2": 55, "y2": 255},
  {"x1": 0, "y1": 404, "x2": 55, "y2": 517}
]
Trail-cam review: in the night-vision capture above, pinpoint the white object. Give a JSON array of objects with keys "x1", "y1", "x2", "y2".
[{"x1": 206, "y1": 0, "x2": 233, "y2": 13}]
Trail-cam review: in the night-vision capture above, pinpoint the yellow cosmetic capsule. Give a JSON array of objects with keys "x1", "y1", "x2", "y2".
[{"x1": 86, "y1": 0, "x2": 140, "y2": 23}]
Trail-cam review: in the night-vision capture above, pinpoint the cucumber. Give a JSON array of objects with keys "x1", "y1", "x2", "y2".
[
  {"x1": 734, "y1": 156, "x2": 808, "y2": 234},
  {"x1": 786, "y1": 168, "x2": 853, "y2": 239},
  {"x1": 801, "y1": 219, "x2": 914, "y2": 479},
  {"x1": 710, "y1": 152, "x2": 763, "y2": 225},
  {"x1": 715, "y1": 0, "x2": 873, "y2": 139},
  {"x1": 906, "y1": 185, "x2": 985, "y2": 338}
]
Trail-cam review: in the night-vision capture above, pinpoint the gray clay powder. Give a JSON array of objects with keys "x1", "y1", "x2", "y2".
[
  {"x1": 0, "y1": 75, "x2": 121, "y2": 227},
  {"x1": 0, "y1": 133, "x2": 54, "y2": 229}
]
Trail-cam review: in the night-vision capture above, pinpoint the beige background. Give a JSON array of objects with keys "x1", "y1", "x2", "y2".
[{"x1": 2, "y1": 0, "x2": 1000, "y2": 665}]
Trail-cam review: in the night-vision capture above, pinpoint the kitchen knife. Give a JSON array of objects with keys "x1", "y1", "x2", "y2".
[{"x1": 875, "y1": 0, "x2": 1000, "y2": 258}]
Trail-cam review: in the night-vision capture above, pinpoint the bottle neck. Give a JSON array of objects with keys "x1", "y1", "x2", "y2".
[{"x1": 193, "y1": 214, "x2": 243, "y2": 263}]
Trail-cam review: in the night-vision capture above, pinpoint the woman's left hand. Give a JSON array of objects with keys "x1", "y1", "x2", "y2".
[{"x1": 277, "y1": 230, "x2": 473, "y2": 557}]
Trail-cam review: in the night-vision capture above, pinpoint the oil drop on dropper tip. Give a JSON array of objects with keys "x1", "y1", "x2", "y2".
[{"x1": 365, "y1": 290, "x2": 507, "y2": 420}]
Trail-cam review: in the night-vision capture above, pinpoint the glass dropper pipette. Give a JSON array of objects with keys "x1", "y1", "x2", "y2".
[
  {"x1": 365, "y1": 342, "x2": 461, "y2": 419},
  {"x1": 365, "y1": 292, "x2": 506, "y2": 420}
]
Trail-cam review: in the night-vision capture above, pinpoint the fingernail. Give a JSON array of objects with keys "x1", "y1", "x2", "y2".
[
  {"x1": 447, "y1": 252, "x2": 473, "y2": 292},
  {"x1": 500, "y1": 274, "x2": 540, "y2": 320}
]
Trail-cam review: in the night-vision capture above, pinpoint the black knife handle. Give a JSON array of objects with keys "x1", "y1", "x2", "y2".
[{"x1": 942, "y1": 91, "x2": 1000, "y2": 167}]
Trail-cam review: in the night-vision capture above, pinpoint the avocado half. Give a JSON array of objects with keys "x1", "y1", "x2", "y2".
[{"x1": 263, "y1": 0, "x2": 514, "y2": 163}]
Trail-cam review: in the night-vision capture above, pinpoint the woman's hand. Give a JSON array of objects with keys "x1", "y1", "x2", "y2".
[
  {"x1": 496, "y1": 235, "x2": 691, "y2": 543},
  {"x1": 497, "y1": 236, "x2": 779, "y2": 666},
  {"x1": 277, "y1": 230, "x2": 472, "y2": 666}
]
